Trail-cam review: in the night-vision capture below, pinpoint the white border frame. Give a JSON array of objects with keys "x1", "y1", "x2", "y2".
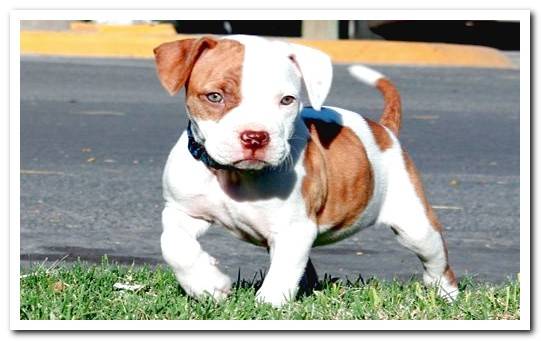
[{"x1": 10, "y1": 9, "x2": 530, "y2": 331}]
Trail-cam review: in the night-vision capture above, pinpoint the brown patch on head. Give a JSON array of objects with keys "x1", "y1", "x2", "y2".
[
  {"x1": 185, "y1": 39, "x2": 244, "y2": 121},
  {"x1": 153, "y1": 37, "x2": 245, "y2": 122},
  {"x1": 402, "y1": 150, "x2": 443, "y2": 232},
  {"x1": 153, "y1": 37, "x2": 218, "y2": 95},
  {"x1": 302, "y1": 118, "x2": 374, "y2": 230},
  {"x1": 366, "y1": 118, "x2": 393, "y2": 151}
]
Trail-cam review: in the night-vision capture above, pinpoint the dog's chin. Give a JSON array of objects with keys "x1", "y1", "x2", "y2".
[
  {"x1": 232, "y1": 159, "x2": 270, "y2": 171},
  {"x1": 232, "y1": 150, "x2": 291, "y2": 171},
  {"x1": 211, "y1": 147, "x2": 291, "y2": 172}
]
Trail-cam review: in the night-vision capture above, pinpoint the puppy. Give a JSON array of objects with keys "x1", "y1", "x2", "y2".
[{"x1": 153, "y1": 35, "x2": 458, "y2": 307}]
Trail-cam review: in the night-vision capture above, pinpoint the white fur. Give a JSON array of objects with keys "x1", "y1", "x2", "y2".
[
  {"x1": 162, "y1": 118, "x2": 315, "y2": 306},
  {"x1": 287, "y1": 43, "x2": 333, "y2": 110},
  {"x1": 228, "y1": 35, "x2": 333, "y2": 111},
  {"x1": 377, "y1": 133, "x2": 458, "y2": 299},
  {"x1": 348, "y1": 65, "x2": 385, "y2": 86},
  {"x1": 160, "y1": 36, "x2": 458, "y2": 307}
]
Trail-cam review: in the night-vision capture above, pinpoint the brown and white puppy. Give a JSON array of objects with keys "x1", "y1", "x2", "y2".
[{"x1": 154, "y1": 35, "x2": 458, "y2": 307}]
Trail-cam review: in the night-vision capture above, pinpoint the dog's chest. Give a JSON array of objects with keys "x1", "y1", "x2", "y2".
[
  {"x1": 208, "y1": 198, "x2": 274, "y2": 246},
  {"x1": 186, "y1": 170, "x2": 306, "y2": 246},
  {"x1": 185, "y1": 168, "x2": 384, "y2": 248}
]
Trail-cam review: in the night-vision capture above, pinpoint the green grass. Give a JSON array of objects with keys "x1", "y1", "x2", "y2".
[{"x1": 20, "y1": 258, "x2": 520, "y2": 320}]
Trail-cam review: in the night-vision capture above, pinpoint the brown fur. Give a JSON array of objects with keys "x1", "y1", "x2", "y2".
[
  {"x1": 153, "y1": 37, "x2": 218, "y2": 96},
  {"x1": 366, "y1": 118, "x2": 393, "y2": 151},
  {"x1": 376, "y1": 78, "x2": 402, "y2": 136},
  {"x1": 302, "y1": 118, "x2": 374, "y2": 230},
  {"x1": 153, "y1": 37, "x2": 245, "y2": 121},
  {"x1": 186, "y1": 39, "x2": 244, "y2": 121},
  {"x1": 444, "y1": 264, "x2": 458, "y2": 287}
]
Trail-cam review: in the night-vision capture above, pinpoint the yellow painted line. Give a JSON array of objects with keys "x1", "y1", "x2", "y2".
[
  {"x1": 20, "y1": 28, "x2": 513, "y2": 68},
  {"x1": 21, "y1": 169, "x2": 65, "y2": 175}
]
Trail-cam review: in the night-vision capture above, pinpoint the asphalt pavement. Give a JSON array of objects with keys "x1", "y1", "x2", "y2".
[{"x1": 20, "y1": 56, "x2": 520, "y2": 283}]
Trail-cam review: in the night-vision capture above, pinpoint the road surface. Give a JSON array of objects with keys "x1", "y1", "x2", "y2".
[{"x1": 20, "y1": 56, "x2": 520, "y2": 283}]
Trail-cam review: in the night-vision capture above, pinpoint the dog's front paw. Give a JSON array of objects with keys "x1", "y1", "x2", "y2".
[
  {"x1": 175, "y1": 255, "x2": 232, "y2": 302},
  {"x1": 256, "y1": 287, "x2": 294, "y2": 308}
]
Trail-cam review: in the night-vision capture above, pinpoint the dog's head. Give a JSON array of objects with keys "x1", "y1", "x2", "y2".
[{"x1": 154, "y1": 35, "x2": 332, "y2": 170}]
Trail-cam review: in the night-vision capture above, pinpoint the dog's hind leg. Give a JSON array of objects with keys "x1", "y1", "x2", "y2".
[
  {"x1": 161, "y1": 204, "x2": 231, "y2": 301},
  {"x1": 379, "y1": 150, "x2": 458, "y2": 300}
]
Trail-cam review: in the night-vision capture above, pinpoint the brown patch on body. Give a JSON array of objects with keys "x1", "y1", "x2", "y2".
[
  {"x1": 153, "y1": 37, "x2": 245, "y2": 121},
  {"x1": 302, "y1": 118, "x2": 374, "y2": 230},
  {"x1": 366, "y1": 118, "x2": 393, "y2": 151},
  {"x1": 376, "y1": 78, "x2": 402, "y2": 136}
]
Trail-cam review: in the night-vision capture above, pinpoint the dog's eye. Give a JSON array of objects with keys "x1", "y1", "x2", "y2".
[
  {"x1": 206, "y1": 92, "x2": 223, "y2": 103},
  {"x1": 280, "y1": 95, "x2": 296, "y2": 106}
]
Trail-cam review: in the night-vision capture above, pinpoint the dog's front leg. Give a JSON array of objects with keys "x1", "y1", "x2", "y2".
[
  {"x1": 257, "y1": 222, "x2": 318, "y2": 307},
  {"x1": 161, "y1": 204, "x2": 231, "y2": 301}
]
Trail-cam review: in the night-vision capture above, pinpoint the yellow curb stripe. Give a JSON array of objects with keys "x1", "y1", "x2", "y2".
[
  {"x1": 21, "y1": 30, "x2": 513, "y2": 68},
  {"x1": 69, "y1": 22, "x2": 177, "y2": 35},
  {"x1": 287, "y1": 39, "x2": 513, "y2": 68},
  {"x1": 21, "y1": 31, "x2": 190, "y2": 58}
]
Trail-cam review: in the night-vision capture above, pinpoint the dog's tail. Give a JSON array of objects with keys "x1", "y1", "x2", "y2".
[{"x1": 348, "y1": 65, "x2": 402, "y2": 136}]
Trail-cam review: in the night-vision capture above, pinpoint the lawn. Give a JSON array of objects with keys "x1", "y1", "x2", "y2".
[{"x1": 19, "y1": 258, "x2": 520, "y2": 320}]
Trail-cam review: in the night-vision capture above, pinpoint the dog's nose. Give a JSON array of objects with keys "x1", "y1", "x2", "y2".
[{"x1": 240, "y1": 130, "x2": 270, "y2": 150}]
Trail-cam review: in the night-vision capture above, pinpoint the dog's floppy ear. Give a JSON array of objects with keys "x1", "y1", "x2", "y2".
[
  {"x1": 288, "y1": 43, "x2": 333, "y2": 111},
  {"x1": 153, "y1": 37, "x2": 217, "y2": 95}
]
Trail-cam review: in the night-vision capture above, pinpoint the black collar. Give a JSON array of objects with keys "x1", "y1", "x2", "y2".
[{"x1": 186, "y1": 121, "x2": 237, "y2": 171}]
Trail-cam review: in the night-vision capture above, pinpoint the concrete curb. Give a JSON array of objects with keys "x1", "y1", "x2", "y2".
[{"x1": 20, "y1": 23, "x2": 513, "y2": 68}]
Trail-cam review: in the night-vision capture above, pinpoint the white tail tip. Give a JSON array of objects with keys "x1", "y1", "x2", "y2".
[{"x1": 348, "y1": 65, "x2": 385, "y2": 87}]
